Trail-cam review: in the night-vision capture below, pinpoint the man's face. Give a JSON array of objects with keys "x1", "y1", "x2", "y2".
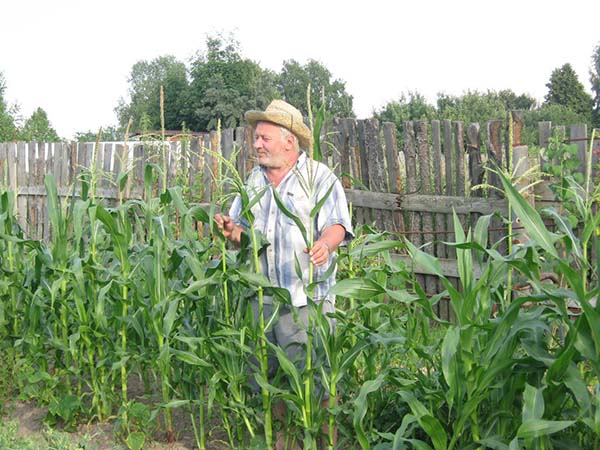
[{"x1": 253, "y1": 121, "x2": 294, "y2": 169}]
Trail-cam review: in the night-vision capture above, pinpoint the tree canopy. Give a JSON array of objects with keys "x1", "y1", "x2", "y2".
[
  {"x1": 277, "y1": 59, "x2": 354, "y2": 118},
  {"x1": 116, "y1": 34, "x2": 356, "y2": 135},
  {"x1": 544, "y1": 63, "x2": 593, "y2": 119},
  {"x1": 187, "y1": 34, "x2": 278, "y2": 131},
  {"x1": 115, "y1": 55, "x2": 190, "y2": 133},
  {"x1": 18, "y1": 107, "x2": 60, "y2": 142},
  {"x1": 0, "y1": 71, "x2": 17, "y2": 141}
]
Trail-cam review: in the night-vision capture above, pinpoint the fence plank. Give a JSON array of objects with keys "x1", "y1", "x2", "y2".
[
  {"x1": 356, "y1": 120, "x2": 371, "y2": 191},
  {"x1": 467, "y1": 123, "x2": 483, "y2": 234},
  {"x1": 6, "y1": 143, "x2": 16, "y2": 192},
  {"x1": 570, "y1": 124, "x2": 588, "y2": 178},
  {"x1": 383, "y1": 122, "x2": 404, "y2": 233},
  {"x1": 443, "y1": 120, "x2": 454, "y2": 196},
  {"x1": 403, "y1": 121, "x2": 420, "y2": 241}
]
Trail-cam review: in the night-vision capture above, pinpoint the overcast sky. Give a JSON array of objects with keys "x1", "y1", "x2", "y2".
[{"x1": 2, "y1": 0, "x2": 599, "y2": 140}]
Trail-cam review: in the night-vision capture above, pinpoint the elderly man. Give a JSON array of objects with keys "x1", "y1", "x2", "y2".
[{"x1": 214, "y1": 99, "x2": 353, "y2": 448}]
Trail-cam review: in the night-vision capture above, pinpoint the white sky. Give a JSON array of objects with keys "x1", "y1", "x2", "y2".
[{"x1": 2, "y1": 0, "x2": 599, "y2": 140}]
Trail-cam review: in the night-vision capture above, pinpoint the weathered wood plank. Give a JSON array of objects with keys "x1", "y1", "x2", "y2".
[
  {"x1": 363, "y1": 119, "x2": 390, "y2": 231},
  {"x1": 538, "y1": 121, "x2": 552, "y2": 149},
  {"x1": 356, "y1": 120, "x2": 371, "y2": 190},
  {"x1": 466, "y1": 123, "x2": 483, "y2": 235},
  {"x1": 132, "y1": 143, "x2": 145, "y2": 199},
  {"x1": 383, "y1": 122, "x2": 404, "y2": 233},
  {"x1": 16, "y1": 143, "x2": 28, "y2": 233},
  {"x1": 431, "y1": 119, "x2": 446, "y2": 295},
  {"x1": 330, "y1": 117, "x2": 343, "y2": 179},
  {"x1": 443, "y1": 120, "x2": 454, "y2": 196},
  {"x1": 416, "y1": 120, "x2": 434, "y2": 245},
  {"x1": 509, "y1": 110, "x2": 524, "y2": 147},
  {"x1": 234, "y1": 127, "x2": 246, "y2": 179},
  {"x1": 344, "y1": 190, "x2": 508, "y2": 215},
  {"x1": 487, "y1": 119, "x2": 503, "y2": 196},
  {"x1": 243, "y1": 126, "x2": 255, "y2": 180},
  {"x1": 202, "y1": 134, "x2": 212, "y2": 203},
  {"x1": 102, "y1": 143, "x2": 113, "y2": 188},
  {"x1": 6, "y1": 143, "x2": 17, "y2": 192},
  {"x1": 67, "y1": 142, "x2": 77, "y2": 186},
  {"x1": 416, "y1": 120, "x2": 437, "y2": 293},
  {"x1": 570, "y1": 124, "x2": 587, "y2": 178},
  {"x1": 403, "y1": 121, "x2": 422, "y2": 244},
  {"x1": 364, "y1": 119, "x2": 387, "y2": 192}
]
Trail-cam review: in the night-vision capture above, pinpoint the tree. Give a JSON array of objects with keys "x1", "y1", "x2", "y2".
[
  {"x1": 18, "y1": 107, "x2": 60, "y2": 142},
  {"x1": 436, "y1": 90, "x2": 509, "y2": 124},
  {"x1": 0, "y1": 71, "x2": 17, "y2": 141},
  {"x1": 74, "y1": 125, "x2": 123, "y2": 142},
  {"x1": 590, "y1": 42, "x2": 600, "y2": 127},
  {"x1": 544, "y1": 63, "x2": 593, "y2": 119},
  {"x1": 187, "y1": 33, "x2": 278, "y2": 131},
  {"x1": 116, "y1": 55, "x2": 190, "y2": 133},
  {"x1": 497, "y1": 89, "x2": 537, "y2": 111},
  {"x1": 277, "y1": 59, "x2": 354, "y2": 118},
  {"x1": 373, "y1": 91, "x2": 436, "y2": 135}
]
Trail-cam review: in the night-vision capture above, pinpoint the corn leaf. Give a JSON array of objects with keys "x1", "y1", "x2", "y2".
[
  {"x1": 517, "y1": 420, "x2": 575, "y2": 439},
  {"x1": 497, "y1": 170, "x2": 558, "y2": 258},
  {"x1": 329, "y1": 278, "x2": 386, "y2": 300}
]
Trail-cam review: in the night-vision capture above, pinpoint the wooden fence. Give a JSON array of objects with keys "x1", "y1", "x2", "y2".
[{"x1": 1, "y1": 114, "x2": 598, "y2": 319}]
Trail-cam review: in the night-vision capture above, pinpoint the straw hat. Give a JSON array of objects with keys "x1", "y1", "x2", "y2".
[{"x1": 245, "y1": 100, "x2": 313, "y2": 150}]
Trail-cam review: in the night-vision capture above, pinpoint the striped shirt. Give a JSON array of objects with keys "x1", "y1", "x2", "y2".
[{"x1": 229, "y1": 152, "x2": 353, "y2": 307}]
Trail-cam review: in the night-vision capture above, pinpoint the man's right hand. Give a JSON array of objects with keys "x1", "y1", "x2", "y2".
[{"x1": 214, "y1": 214, "x2": 241, "y2": 244}]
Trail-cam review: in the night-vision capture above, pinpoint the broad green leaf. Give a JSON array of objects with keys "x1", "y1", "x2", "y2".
[
  {"x1": 271, "y1": 187, "x2": 309, "y2": 247},
  {"x1": 398, "y1": 390, "x2": 447, "y2": 450},
  {"x1": 329, "y1": 277, "x2": 385, "y2": 300},
  {"x1": 497, "y1": 170, "x2": 558, "y2": 257},
  {"x1": 125, "y1": 431, "x2": 146, "y2": 450},
  {"x1": 405, "y1": 240, "x2": 445, "y2": 279},
  {"x1": 350, "y1": 239, "x2": 403, "y2": 258},
  {"x1": 310, "y1": 179, "x2": 336, "y2": 218},
  {"x1": 522, "y1": 384, "x2": 544, "y2": 422},
  {"x1": 517, "y1": 419, "x2": 575, "y2": 439},
  {"x1": 453, "y1": 210, "x2": 473, "y2": 292},
  {"x1": 441, "y1": 326, "x2": 460, "y2": 409},
  {"x1": 163, "y1": 298, "x2": 179, "y2": 337},
  {"x1": 353, "y1": 373, "x2": 387, "y2": 450}
]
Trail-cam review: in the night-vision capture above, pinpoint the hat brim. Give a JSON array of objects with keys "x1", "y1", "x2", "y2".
[{"x1": 245, "y1": 110, "x2": 313, "y2": 150}]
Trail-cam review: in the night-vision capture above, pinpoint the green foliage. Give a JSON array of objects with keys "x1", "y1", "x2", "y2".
[
  {"x1": 74, "y1": 125, "x2": 123, "y2": 142},
  {"x1": 277, "y1": 59, "x2": 354, "y2": 118},
  {"x1": 17, "y1": 107, "x2": 61, "y2": 142},
  {"x1": 541, "y1": 133, "x2": 585, "y2": 228},
  {"x1": 0, "y1": 71, "x2": 18, "y2": 141},
  {"x1": 115, "y1": 55, "x2": 189, "y2": 133},
  {"x1": 374, "y1": 91, "x2": 436, "y2": 135},
  {"x1": 116, "y1": 33, "x2": 355, "y2": 138},
  {"x1": 437, "y1": 90, "x2": 510, "y2": 123},
  {"x1": 187, "y1": 32, "x2": 278, "y2": 130},
  {"x1": 544, "y1": 63, "x2": 593, "y2": 120}
]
